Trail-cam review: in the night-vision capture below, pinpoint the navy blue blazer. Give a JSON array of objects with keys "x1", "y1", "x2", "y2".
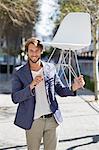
[{"x1": 11, "y1": 61, "x2": 75, "y2": 129}]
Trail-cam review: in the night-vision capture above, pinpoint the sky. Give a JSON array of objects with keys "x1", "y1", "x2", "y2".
[{"x1": 36, "y1": 0, "x2": 60, "y2": 41}]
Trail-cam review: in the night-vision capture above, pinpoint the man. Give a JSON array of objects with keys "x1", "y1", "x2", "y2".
[{"x1": 11, "y1": 37, "x2": 85, "y2": 150}]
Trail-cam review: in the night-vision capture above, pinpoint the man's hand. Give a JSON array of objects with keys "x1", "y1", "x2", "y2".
[
  {"x1": 72, "y1": 75, "x2": 85, "y2": 91},
  {"x1": 30, "y1": 75, "x2": 43, "y2": 90}
]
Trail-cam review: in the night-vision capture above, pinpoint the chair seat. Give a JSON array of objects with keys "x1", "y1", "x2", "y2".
[
  {"x1": 42, "y1": 12, "x2": 91, "y2": 51},
  {"x1": 42, "y1": 42, "x2": 88, "y2": 50}
]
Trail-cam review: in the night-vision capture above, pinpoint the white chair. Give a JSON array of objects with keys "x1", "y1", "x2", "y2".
[{"x1": 42, "y1": 12, "x2": 91, "y2": 88}]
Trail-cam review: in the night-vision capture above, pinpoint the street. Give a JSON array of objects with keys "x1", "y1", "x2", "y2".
[{"x1": 0, "y1": 89, "x2": 99, "y2": 150}]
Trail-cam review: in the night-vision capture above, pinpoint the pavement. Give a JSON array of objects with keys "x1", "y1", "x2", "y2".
[
  {"x1": 0, "y1": 79, "x2": 99, "y2": 150},
  {"x1": 0, "y1": 74, "x2": 12, "y2": 94}
]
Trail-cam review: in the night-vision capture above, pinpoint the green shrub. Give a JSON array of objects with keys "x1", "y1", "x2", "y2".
[{"x1": 84, "y1": 75, "x2": 94, "y2": 92}]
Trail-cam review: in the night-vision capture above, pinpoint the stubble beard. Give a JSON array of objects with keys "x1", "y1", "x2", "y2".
[{"x1": 29, "y1": 57, "x2": 40, "y2": 64}]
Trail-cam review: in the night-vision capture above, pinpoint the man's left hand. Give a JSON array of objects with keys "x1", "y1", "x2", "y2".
[{"x1": 72, "y1": 75, "x2": 85, "y2": 91}]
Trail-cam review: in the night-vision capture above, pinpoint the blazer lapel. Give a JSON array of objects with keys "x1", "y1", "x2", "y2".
[
  {"x1": 22, "y1": 61, "x2": 49, "y2": 85},
  {"x1": 22, "y1": 62, "x2": 33, "y2": 84},
  {"x1": 22, "y1": 61, "x2": 51, "y2": 87},
  {"x1": 42, "y1": 61, "x2": 50, "y2": 82}
]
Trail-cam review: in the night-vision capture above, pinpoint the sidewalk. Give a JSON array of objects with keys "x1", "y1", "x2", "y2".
[
  {"x1": 0, "y1": 89, "x2": 99, "y2": 150},
  {"x1": 0, "y1": 74, "x2": 12, "y2": 94}
]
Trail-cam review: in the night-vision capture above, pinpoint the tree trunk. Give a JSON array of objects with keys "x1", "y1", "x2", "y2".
[
  {"x1": 6, "y1": 49, "x2": 10, "y2": 81},
  {"x1": 93, "y1": 24, "x2": 99, "y2": 100}
]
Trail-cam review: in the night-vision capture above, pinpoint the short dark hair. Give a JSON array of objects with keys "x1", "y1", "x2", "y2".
[{"x1": 25, "y1": 37, "x2": 43, "y2": 52}]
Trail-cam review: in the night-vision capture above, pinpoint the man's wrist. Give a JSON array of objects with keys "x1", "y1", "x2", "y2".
[
  {"x1": 29, "y1": 84, "x2": 35, "y2": 96},
  {"x1": 71, "y1": 84, "x2": 76, "y2": 92},
  {"x1": 30, "y1": 83, "x2": 35, "y2": 90},
  {"x1": 71, "y1": 85, "x2": 77, "y2": 96}
]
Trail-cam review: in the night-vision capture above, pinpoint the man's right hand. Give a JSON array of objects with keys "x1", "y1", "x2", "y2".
[{"x1": 30, "y1": 75, "x2": 43, "y2": 90}]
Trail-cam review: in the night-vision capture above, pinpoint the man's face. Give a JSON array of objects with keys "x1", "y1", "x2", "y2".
[{"x1": 27, "y1": 43, "x2": 42, "y2": 63}]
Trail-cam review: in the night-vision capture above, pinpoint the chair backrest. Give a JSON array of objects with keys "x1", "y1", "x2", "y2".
[{"x1": 43, "y1": 12, "x2": 91, "y2": 51}]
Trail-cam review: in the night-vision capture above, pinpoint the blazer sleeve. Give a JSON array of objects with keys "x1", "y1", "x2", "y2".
[
  {"x1": 11, "y1": 70, "x2": 34, "y2": 104},
  {"x1": 54, "y1": 71, "x2": 76, "y2": 97}
]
